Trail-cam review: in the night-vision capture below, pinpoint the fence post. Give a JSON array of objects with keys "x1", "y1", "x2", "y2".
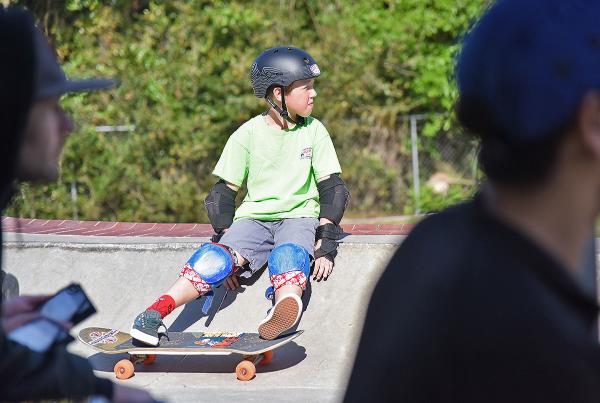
[
  {"x1": 410, "y1": 115, "x2": 421, "y2": 214},
  {"x1": 70, "y1": 179, "x2": 78, "y2": 221}
]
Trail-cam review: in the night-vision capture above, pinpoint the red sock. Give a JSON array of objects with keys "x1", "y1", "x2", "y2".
[{"x1": 146, "y1": 294, "x2": 176, "y2": 319}]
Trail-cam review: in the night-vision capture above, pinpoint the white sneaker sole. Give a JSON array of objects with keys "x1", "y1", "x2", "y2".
[
  {"x1": 130, "y1": 328, "x2": 159, "y2": 346},
  {"x1": 258, "y1": 294, "x2": 302, "y2": 340}
]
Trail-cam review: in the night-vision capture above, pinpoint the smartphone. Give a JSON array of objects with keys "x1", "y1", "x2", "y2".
[
  {"x1": 38, "y1": 283, "x2": 96, "y2": 325},
  {"x1": 8, "y1": 283, "x2": 96, "y2": 352}
]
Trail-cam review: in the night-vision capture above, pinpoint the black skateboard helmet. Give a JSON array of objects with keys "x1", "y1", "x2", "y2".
[{"x1": 251, "y1": 46, "x2": 320, "y2": 124}]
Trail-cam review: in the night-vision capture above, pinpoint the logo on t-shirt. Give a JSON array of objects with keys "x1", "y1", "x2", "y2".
[{"x1": 300, "y1": 147, "x2": 313, "y2": 160}]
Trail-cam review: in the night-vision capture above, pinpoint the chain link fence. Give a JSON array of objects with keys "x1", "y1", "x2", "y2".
[
  {"x1": 339, "y1": 113, "x2": 480, "y2": 218},
  {"x1": 407, "y1": 114, "x2": 480, "y2": 214}
]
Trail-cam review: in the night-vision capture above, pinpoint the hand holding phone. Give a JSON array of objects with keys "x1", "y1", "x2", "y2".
[
  {"x1": 8, "y1": 283, "x2": 96, "y2": 352},
  {"x1": 38, "y1": 283, "x2": 96, "y2": 325},
  {"x1": 2, "y1": 294, "x2": 50, "y2": 333}
]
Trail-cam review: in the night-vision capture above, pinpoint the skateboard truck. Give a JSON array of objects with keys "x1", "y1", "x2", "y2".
[{"x1": 237, "y1": 350, "x2": 273, "y2": 381}]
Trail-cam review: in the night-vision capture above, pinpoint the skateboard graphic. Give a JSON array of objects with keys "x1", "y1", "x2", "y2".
[{"x1": 78, "y1": 327, "x2": 302, "y2": 381}]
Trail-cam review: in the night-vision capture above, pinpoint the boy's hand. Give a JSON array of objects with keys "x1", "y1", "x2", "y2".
[
  {"x1": 313, "y1": 239, "x2": 334, "y2": 281},
  {"x1": 224, "y1": 273, "x2": 240, "y2": 290}
]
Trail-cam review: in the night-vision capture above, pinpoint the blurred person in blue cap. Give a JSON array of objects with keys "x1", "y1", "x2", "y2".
[
  {"x1": 345, "y1": 0, "x2": 600, "y2": 402},
  {"x1": 0, "y1": 6, "x2": 156, "y2": 402}
]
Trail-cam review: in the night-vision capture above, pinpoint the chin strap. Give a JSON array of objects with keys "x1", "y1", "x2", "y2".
[{"x1": 266, "y1": 86, "x2": 304, "y2": 126}]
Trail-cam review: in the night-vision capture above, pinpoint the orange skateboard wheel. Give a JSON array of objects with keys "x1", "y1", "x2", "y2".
[
  {"x1": 142, "y1": 354, "x2": 157, "y2": 365},
  {"x1": 236, "y1": 360, "x2": 256, "y2": 381},
  {"x1": 114, "y1": 359, "x2": 135, "y2": 380},
  {"x1": 260, "y1": 350, "x2": 273, "y2": 366}
]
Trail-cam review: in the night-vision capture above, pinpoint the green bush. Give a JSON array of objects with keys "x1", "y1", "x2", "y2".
[
  {"x1": 404, "y1": 184, "x2": 477, "y2": 215},
  {"x1": 7, "y1": 0, "x2": 489, "y2": 222}
]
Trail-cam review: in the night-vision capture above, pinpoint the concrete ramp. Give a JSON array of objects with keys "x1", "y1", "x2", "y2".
[{"x1": 2, "y1": 232, "x2": 401, "y2": 403}]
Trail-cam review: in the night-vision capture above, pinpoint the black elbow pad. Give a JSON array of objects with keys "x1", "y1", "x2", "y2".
[
  {"x1": 204, "y1": 181, "x2": 237, "y2": 233},
  {"x1": 317, "y1": 174, "x2": 350, "y2": 225}
]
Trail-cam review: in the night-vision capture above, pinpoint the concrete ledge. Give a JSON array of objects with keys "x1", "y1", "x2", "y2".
[
  {"x1": 2, "y1": 232, "x2": 406, "y2": 247},
  {"x1": 2, "y1": 216, "x2": 413, "y2": 237}
]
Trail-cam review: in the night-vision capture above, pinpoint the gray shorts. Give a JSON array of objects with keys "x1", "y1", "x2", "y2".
[{"x1": 219, "y1": 218, "x2": 319, "y2": 274}]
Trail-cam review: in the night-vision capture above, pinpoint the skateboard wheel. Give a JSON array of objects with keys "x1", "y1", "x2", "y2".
[
  {"x1": 236, "y1": 360, "x2": 256, "y2": 381},
  {"x1": 260, "y1": 350, "x2": 273, "y2": 366},
  {"x1": 142, "y1": 354, "x2": 157, "y2": 365},
  {"x1": 114, "y1": 359, "x2": 135, "y2": 380}
]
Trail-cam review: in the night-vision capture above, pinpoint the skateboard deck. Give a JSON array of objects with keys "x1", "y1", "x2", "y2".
[{"x1": 78, "y1": 327, "x2": 303, "y2": 381}]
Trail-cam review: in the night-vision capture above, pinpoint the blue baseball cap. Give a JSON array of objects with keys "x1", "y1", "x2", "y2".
[{"x1": 457, "y1": 0, "x2": 600, "y2": 142}]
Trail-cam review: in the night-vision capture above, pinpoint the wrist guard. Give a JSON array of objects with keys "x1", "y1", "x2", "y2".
[
  {"x1": 211, "y1": 231, "x2": 224, "y2": 243},
  {"x1": 314, "y1": 223, "x2": 344, "y2": 264}
]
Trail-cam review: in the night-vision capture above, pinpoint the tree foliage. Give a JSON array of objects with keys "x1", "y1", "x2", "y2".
[{"x1": 7, "y1": 0, "x2": 488, "y2": 222}]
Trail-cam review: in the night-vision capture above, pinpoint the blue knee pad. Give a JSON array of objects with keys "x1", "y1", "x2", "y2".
[
  {"x1": 186, "y1": 243, "x2": 233, "y2": 285},
  {"x1": 268, "y1": 243, "x2": 310, "y2": 278}
]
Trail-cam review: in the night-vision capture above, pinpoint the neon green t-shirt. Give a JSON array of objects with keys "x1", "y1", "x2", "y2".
[{"x1": 212, "y1": 114, "x2": 342, "y2": 221}]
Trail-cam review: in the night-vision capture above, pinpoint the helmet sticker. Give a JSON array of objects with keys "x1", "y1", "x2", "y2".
[{"x1": 310, "y1": 64, "x2": 321, "y2": 76}]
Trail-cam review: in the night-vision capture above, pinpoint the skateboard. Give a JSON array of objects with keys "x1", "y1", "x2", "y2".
[{"x1": 78, "y1": 327, "x2": 303, "y2": 381}]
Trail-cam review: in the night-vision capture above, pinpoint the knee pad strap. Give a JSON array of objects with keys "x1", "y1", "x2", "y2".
[
  {"x1": 270, "y1": 271, "x2": 308, "y2": 291},
  {"x1": 179, "y1": 264, "x2": 212, "y2": 295}
]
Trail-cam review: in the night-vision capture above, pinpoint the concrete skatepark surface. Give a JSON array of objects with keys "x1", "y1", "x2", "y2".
[{"x1": 2, "y1": 228, "x2": 404, "y2": 403}]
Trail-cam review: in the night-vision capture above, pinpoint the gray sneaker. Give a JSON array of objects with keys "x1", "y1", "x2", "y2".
[{"x1": 130, "y1": 310, "x2": 166, "y2": 346}]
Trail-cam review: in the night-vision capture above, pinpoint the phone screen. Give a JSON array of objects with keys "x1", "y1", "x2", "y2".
[{"x1": 40, "y1": 284, "x2": 90, "y2": 323}]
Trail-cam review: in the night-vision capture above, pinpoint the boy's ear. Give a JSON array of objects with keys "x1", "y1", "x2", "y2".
[
  {"x1": 272, "y1": 86, "x2": 282, "y2": 102},
  {"x1": 577, "y1": 91, "x2": 600, "y2": 158}
]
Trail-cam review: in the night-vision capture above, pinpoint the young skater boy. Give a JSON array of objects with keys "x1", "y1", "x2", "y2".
[{"x1": 131, "y1": 46, "x2": 349, "y2": 345}]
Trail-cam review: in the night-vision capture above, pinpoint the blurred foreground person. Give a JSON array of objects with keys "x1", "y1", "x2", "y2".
[
  {"x1": 0, "y1": 7, "x2": 155, "y2": 402},
  {"x1": 345, "y1": 0, "x2": 600, "y2": 402}
]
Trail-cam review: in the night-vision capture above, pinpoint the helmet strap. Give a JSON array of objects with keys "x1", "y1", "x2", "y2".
[{"x1": 266, "y1": 86, "x2": 304, "y2": 126}]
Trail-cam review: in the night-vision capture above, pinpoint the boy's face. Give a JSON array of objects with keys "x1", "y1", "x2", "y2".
[
  {"x1": 17, "y1": 97, "x2": 74, "y2": 182},
  {"x1": 282, "y1": 78, "x2": 317, "y2": 118}
]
